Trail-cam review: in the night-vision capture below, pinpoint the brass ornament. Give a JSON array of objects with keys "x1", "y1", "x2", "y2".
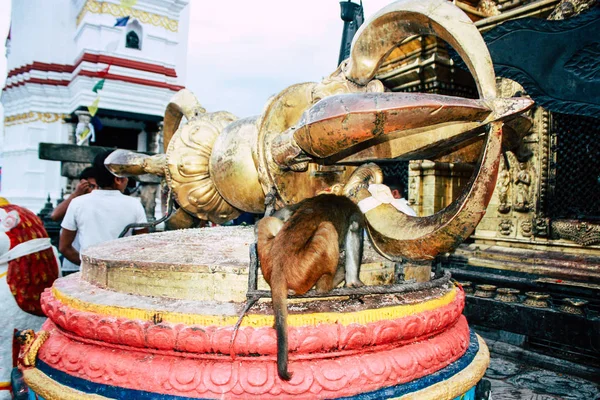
[{"x1": 105, "y1": 0, "x2": 534, "y2": 261}]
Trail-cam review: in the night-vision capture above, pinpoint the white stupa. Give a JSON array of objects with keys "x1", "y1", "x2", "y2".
[{"x1": 1, "y1": 0, "x2": 190, "y2": 211}]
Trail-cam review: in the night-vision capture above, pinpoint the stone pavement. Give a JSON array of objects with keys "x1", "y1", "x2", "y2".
[{"x1": 486, "y1": 355, "x2": 600, "y2": 400}]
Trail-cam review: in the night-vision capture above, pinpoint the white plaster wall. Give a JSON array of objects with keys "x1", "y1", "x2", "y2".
[
  {"x1": 1, "y1": 121, "x2": 65, "y2": 210},
  {"x1": 1, "y1": 0, "x2": 189, "y2": 212},
  {"x1": 7, "y1": 0, "x2": 73, "y2": 70}
]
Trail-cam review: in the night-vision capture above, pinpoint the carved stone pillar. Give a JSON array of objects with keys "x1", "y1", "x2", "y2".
[
  {"x1": 63, "y1": 118, "x2": 78, "y2": 194},
  {"x1": 407, "y1": 160, "x2": 475, "y2": 216},
  {"x1": 145, "y1": 122, "x2": 160, "y2": 154},
  {"x1": 473, "y1": 78, "x2": 540, "y2": 241},
  {"x1": 157, "y1": 121, "x2": 164, "y2": 154},
  {"x1": 65, "y1": 120, "x2": 77, "y2": 145},
  {"x1": 74, "y1": 110, "x2": 92, "y2": 146}
]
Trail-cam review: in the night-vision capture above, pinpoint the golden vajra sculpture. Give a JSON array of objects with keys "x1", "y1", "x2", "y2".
[{"x1": 106, "y1": 0, "x2": 533, "y2": 262}]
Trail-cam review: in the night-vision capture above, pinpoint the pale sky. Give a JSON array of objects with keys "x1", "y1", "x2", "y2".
[{"x1": 0, "y1": 0, "x2": 393, "y2": 122}]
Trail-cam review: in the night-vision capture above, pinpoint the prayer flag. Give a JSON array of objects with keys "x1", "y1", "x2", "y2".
[
  {"x1": 88, "y1": 97, "x2": 100, "y2": 117},
  {"x1": 77, "y1": 124, "x2": 96, "y2": 146},
  {"x1": 120, "y1": 0, "x2": 137, "y2": 8},
  {"x1": 77, "y1": 127, "x2": 90, "y2": 143},
  {"x1": 92, "y1": 79, "x2": 105, "y2": 93},
  {"x1": 114, "y1": 16, "x2": 130, "y2": 27},
  {"x1": 97, "y1": 65, "x2": 110, "y2": 78},
  {"x1": 91, "y1": 116, "x2": 103, "y2": 133}
]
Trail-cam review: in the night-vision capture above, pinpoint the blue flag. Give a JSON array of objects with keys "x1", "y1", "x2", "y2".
[
  {"x1": 91, "y1": 116, "x2": 103, "y2": 133},
  {"x1": 114, "y1": 16, "x2": 130, "y2": 27}
]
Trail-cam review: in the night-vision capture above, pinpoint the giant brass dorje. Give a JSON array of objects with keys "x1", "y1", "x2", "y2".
[{"x1": 105, "y1": 0, "x2": 533, "y2": 261}]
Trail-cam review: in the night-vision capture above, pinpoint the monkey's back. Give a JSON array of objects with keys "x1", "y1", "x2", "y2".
[{"x1": 269, "y1": 194, "x2": 361, "y2": 294}]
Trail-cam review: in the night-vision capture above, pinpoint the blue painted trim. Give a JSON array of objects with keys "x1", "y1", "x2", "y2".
[
  {"x1": 34, "y1": 330, "x2": 480, "y2": 400},
  {"x1": 334, "y1": 330, "x2": 480, "y2": 400},
  {"x1": 36, "y1": 361, "x2": 203, "y2": 400}
]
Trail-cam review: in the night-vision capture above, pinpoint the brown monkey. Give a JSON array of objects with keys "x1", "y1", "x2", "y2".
[{"x1": 256, "y1": 194, "x2": 364, "y2": 380}]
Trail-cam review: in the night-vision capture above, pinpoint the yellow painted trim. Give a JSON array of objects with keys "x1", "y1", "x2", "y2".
[
  {"x1": 52, "y1": 286, "x2": 457, "y2": 327},
  {"x1": 4, "y1": 112, "x2": 70, "y2": 127},
  {"x1": 0, "y1": 272, "x2": 7, "y2": 279},
  {"x1": 0, "y1": 381, "x2": 10, "y2": 389},
  {"x1": 76, "y1": 0, "x2": 179, "y2": 32},
  {"x1": 394, "y1": 335, "x2": 490, "y2": 400},
  {"x1": 23, "y1": 369, "x2": 110, "y2": 400}
]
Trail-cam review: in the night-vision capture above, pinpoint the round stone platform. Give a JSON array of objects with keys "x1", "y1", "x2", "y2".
[{"x1": 22, "y1": 227, "x2": 489, "y2": 399}]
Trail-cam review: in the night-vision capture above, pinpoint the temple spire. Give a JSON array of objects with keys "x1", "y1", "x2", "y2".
[{"x1": 338, "y1": 0, "x2": 364, "y2": 66}]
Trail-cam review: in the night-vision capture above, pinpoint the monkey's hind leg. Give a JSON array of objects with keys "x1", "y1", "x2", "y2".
[
  {"x1": 332, "y1": 266, "x2": 346, "y2": 288},
  {"x1": 315, "y1": 274, "x2": 335, "y2": 293}
]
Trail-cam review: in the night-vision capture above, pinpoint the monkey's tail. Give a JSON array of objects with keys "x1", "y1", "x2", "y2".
[
  {"x1": 271, "y1": 262, "x2": 292, "y2": 381},
  {"x1": 256, "y1": 217, "x2": 284, "y2": 281}
]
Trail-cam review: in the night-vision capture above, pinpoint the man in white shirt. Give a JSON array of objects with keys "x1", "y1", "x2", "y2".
[
  {"x1": 386, "y1": 177, "x2": 417, "y2": 217},
  {"x1": 51, "y1": 167, "x2": 99, "y2": 274},
  {"x1": 59, "y1": 151, "x2": 148, "y2": 266}
]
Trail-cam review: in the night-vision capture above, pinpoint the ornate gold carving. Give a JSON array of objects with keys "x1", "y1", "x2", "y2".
[
  {"x1": 455, "y1": 0, "x2": 501, "y2": 18},
  {"x1": 495, "y1": 287, "x2": 519, "y2": 302},
  {"x1": 537, "y1": 109, "x2": 551, "y2": 218},
  {"x1": 498, "y1": 219, "x2": 513, "y2": 236},
  {"x1": 520, "y1": 219, "x2": 533, "y2": 237},
  {"x1": 523, "y1": 292, "x2": 550, "y2": 308},
  {"x1": 514, "y1": 160, "x2": 532, "y2": 212},
  {"x1": 4, "y1": 112, "x2": 70, "y2": 127},
  {"x1": 548, "y1": 0, "x2": 597, "y2": 20},
  {"x1": 16, "y1": 329, "x2": 50, "y2": 368},
  {"x1": 533, "y1": 217, "x2": 550, "y2": 237},
  {"x1": 497, "y1": 162, "x2": 512, "y2": 213},
  {"x1": 76, "y1": 0, "x2": 179, "y2": 32},
  {"x1": 551, "y1": 219, "x2": 600, "y2": 246},
  {"x1": 166, "y1": 109, "x2": 240, "y2": 223},
  {"x1": 23, "y1": 368, "x2": 110, "y2": 400}
]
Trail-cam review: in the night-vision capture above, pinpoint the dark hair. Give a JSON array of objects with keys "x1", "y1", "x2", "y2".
[
  {"x1": 92, "y1": 150, "x2": 118, "y2": 188},
  {"x1": 384, "y1": 175, "x2": 405, "y2": 198},
  {"x1": 79, "y1": 166, "x2": 97, "y2": 180}
]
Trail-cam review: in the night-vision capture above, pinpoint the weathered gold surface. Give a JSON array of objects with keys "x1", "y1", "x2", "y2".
[
  {"x1": 210, "y1": 117, "x2": 265, "y2": 213},
  {"x1": 102, "y1": 0, "x2": 533, "y2": 261},
  {"x1": 105, "y1": 150, "x2": 166, "y2": 177},
  {"x1": 165, "y1": 105, "x2": 240, "y2": 224},
  {"x1": 344, "y1": 0, "x2": 496, "y2": 99},
  {"x1": 291, "y1": 93, "x2": 493, "y2": 159},
  {"x1": 162, "y1": 89, "x2": 206, "y2": 151},
  {"x1": 257, "y1": 80, "x2": 362, "y2": 207}
]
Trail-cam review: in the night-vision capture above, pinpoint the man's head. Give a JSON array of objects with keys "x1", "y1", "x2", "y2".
[
  {"x1": 92, "y1": 150, "x2": 129, "y2": 192},
  {"x1": 79, "y1": 167, "x2": 99, "y2": 191},
  {"x1": 385, "y1": 176, "x2": 406, "y2": 200}
]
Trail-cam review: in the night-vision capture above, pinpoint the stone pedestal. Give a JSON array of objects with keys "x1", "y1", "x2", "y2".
[{"x1": 23, "y1": 228, "x2": 489, "y2": 399}]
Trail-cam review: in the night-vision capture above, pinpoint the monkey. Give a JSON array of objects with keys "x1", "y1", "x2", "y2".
[{"x1": 256, "y1": 193, "x2": 365, "y2": 380}]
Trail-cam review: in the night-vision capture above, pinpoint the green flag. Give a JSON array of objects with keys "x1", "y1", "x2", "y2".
[{"x1": 92, "y1": 79, "x2": 105, "y2": 93}]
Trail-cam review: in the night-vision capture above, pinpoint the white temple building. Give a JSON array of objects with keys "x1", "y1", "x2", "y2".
[{"x1": 1, "y1": 0, "x2": 190, "y2": 211}]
